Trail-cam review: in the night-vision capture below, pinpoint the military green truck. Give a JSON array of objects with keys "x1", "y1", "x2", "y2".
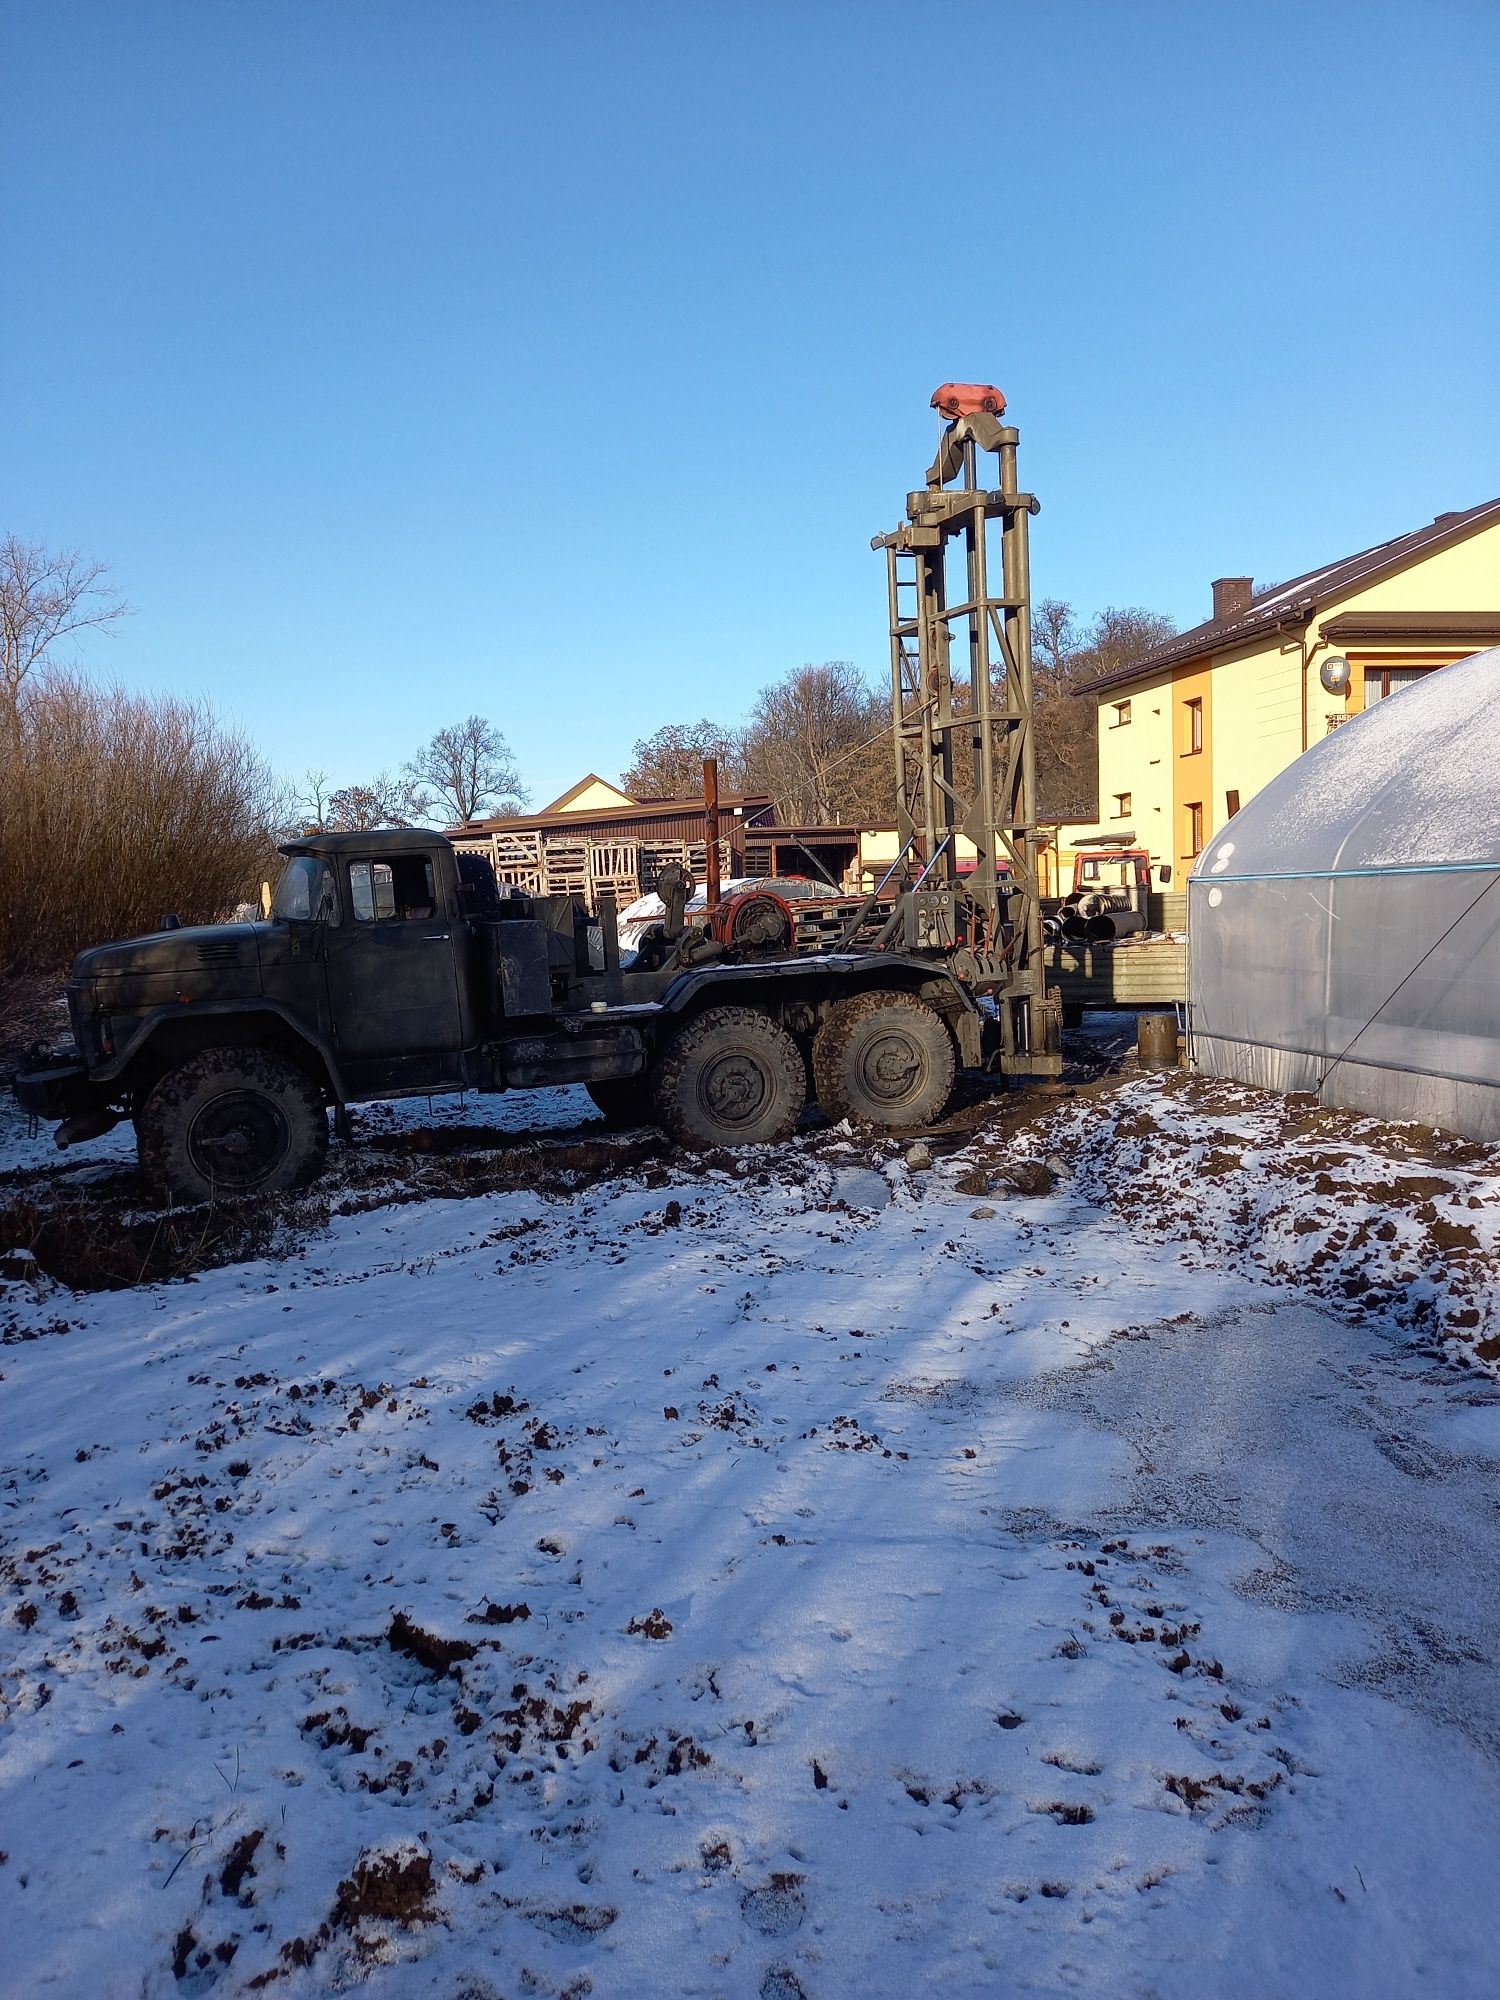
[
  {"x1": 14, "y1": 828, "x2": 994, "y2": 1201},
  {"x1": 15, "y1": 392, "x2": 1063, "y2": 1201}
]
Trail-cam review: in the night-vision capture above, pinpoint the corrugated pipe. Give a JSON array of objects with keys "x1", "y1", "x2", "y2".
[{"x1": 1085, "y1": 909, "x2": 1147, "y2": 940}]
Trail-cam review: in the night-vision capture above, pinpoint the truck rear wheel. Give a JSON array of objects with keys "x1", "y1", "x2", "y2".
[
  {"x1": 653, "y1": 1005, "x2": 805, "y2": 1149},
  {"x1": 137, "y1": 1047, "x2": 328, "y2": 1203},
  {"x1": 585, "y1": 1076, "x2": 656, "y2": 1129},
  {"x1": 813, "y1": 989, "x2": 956, "y2": 1131}
]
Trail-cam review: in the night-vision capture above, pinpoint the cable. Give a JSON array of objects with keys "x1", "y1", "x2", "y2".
[{"x1": 1315, "y1": 869, "x2": 1500, "y2": 1092}]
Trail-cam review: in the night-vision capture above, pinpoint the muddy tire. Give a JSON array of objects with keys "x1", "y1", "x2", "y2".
[
  {"x1": 585, "y1": 1075, "x2": 657, "y2": 1129},
  {"x1": 652, "y1": 1005, "x2": 805, "y2": 1149},
  {"x1": 137, "y1": 1047, "x2": 328, "y2": 1203},
  {"x1": 812, "y1": 989, "x2": 956, "y2": 1131}
]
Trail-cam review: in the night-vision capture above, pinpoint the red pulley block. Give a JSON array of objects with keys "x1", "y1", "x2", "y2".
[{"x1": 930, "y1": 382, "x2": 1007, "y2": 420}]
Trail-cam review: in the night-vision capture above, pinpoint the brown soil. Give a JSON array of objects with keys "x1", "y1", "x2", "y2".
[
  {"x1": 1019, "y1": 1071, "x2": 1500, "y2": 1370},
  {"x1": 0, "y1": 1124, "x2": 669, "y2": 1297},
  {"x1": 626, "y1": 1607, "x2": 673, "y2": 1640},
  {"x1": 1, "y1": 1046, "x2": 1127, "y2": 1302},
  {"x1": 220, "y1": 1828, "x2": 264, "y2": 1899},
  {"x1": 332, "y1": 1846, "x2": 435, "y2": 1927},
  {"x1": 387, "y1": 1612, "x2": 477, "y2": 1675}
]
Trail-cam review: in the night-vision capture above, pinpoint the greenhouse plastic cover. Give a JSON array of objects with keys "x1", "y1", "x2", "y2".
[{"x1": 1187, "y1": 645, "x2": 1500, "y2": 1139}]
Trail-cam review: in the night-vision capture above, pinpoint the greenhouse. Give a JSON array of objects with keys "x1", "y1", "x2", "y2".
[{"x1": 1187, "y1": 644, "x2": 1500, "y2": 1140}]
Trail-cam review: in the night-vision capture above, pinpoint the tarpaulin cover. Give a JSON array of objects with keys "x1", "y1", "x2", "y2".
[{"x1": 1187, "y1": 645, "x2": 1500, "y2": 1139}]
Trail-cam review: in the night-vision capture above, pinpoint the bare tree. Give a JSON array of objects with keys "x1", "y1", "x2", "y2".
[
  {"x1": 292, "y1": 767, "x2": 334, "y2": 833},
  {"x1": 1030, "y1": 601, "x2": 1177, "y2": 820},
  {"x1": 1, "y1": 536, "x2": 129, "y2": 727},
  {"x1": 405, "y1": 715, "x2": 527, "y2": 826},
  {"x1": 621, "y1": 719, "x2": 744, "y2": 799},
  {"x1": 324, "y1": 774, "x2": 425, "y2": 832},
  {"x1": 741, "y1": 662, "x2": 890, "y2": 824}
]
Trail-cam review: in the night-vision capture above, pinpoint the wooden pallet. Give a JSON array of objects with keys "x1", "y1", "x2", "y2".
[
  {"x1": 586, "y1": 841, "x2": 641, "y2": 911},
  {"x1": 540, "y1": 838, "x2": 591, "y2": 900},
  {"x1": 639, "y1": 839, "x2": 731, "y2": 892},
  {"x1": 1045, "y1": 937, "x2": 1186, "y2": 1009}
]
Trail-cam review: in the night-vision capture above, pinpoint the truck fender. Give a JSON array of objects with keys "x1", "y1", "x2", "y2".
[{"x1": 94, "y1": 1001, "x2": 347, "y2": 1103}]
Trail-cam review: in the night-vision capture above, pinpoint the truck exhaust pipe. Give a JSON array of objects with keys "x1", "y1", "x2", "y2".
[{"x1": 56, "y1": 1108, "x2": 121, "y2": 1150}]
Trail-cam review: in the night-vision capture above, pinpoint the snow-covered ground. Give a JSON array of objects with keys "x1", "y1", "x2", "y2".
[{"x1": 2, "y1": 1076, "x2": 1498, "y2": 1999}]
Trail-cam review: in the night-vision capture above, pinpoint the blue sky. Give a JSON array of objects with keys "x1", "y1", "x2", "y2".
[{"x1": 5, "y1": 0, "x2": 1498, "y2": 808}]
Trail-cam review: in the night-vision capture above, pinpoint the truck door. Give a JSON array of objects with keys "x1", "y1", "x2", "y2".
[{"x1": 321, "y1": 851, "x2": 466, "y2": 1092}]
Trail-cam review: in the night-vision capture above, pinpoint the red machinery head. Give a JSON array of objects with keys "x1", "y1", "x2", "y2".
[
  {"x1": 931, "y1": 382, "x2": 1007, "y2": 420},
  {"x1": 707, "y1": 889, "x2": 795, "y2": 956}
]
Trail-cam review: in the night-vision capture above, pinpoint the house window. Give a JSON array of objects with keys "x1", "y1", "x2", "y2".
[
  {"x1": 1185, "y1": 802, "x2": 1203, "y2": 857},
  {"x1": 1225, "y1": 789, "x2": 1241, "y2": 818},
  {"x1": 1183, "y1": 697, "x2": 1203, "y2": 755},
  {"x1": 1109, "y1": 700, "x2": 1132, "y2": 728},
  {"x1": 1111, "y1": 791, "x2": 1132, "y2": 818},
  {"x1": 1363, "y1": 666, "x2": 1434, "y2": 708}
]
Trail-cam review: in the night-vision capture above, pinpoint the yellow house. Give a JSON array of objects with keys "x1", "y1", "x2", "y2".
[
  {"x1": 1070, "y1": 497, "x2": 1500, "y2": 880},
  {"x1": 537, "y1": 774, "x2": 639, "y2": 815}
]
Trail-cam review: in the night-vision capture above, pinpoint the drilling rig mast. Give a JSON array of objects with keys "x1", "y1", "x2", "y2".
[{"x1": 871, "y1": 388, "x2": 1060, "y2": 1074}]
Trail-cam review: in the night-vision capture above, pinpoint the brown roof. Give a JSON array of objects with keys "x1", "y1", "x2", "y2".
[
  {"x1": 751, "y1": 823, "x2": 866, "y2": 840},
  {"x1": 1316, "y1": 610, "x2": 1500, "y2": 642},
  {"x1": 453, "y1": 791, "x2": 775, "y2": 837},
  {"x1": 1073, "y1": 496, "x2": 1500, "y2": 696}
]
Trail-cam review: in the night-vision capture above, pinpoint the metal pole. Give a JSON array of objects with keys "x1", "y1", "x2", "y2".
[
  {"x1": 918, "y1": 544, "x2": 949, "y2": 878},
  {"x1": 886, "y1": 547, "x2": 914, "y2": 863},
  {"x1": 703, "y1": 757, "x2": 721, "y2": 911},
  {"x1": 998, "y1": 427, "x2": 1045, "y2": 1050},
  {"x1": 965, "y1": 437, "x2": 998, "y2": 919}
]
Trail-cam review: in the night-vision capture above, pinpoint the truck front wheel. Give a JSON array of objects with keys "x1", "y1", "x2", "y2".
[
  {"x1": 653, "y1": 1006, "x2": 805, "y2": 1149},
  {"x1": 137, "y1": 1047, "x2": 328, "y2": 1203},
  {"x1": 813, "y1": 990, "x2": 956, "y2": 1131}
]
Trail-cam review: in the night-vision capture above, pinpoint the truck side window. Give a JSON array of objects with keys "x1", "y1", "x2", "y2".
[{"x1": 349, "y1": 856, "x2": 438, "y2": 923}]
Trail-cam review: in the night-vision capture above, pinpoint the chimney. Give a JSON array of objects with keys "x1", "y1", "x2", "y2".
[{"x1": 1212, "y1": 576, "x2": 1253, "y2": 621}]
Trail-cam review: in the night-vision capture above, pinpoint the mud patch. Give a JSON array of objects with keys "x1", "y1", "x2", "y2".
[
  {"x1": 741, "y1": 1873, "x2": 807, "y2": 1937},
  {"x1": 387, "y1": 1611, "x2": 477, "y2": 1675}
]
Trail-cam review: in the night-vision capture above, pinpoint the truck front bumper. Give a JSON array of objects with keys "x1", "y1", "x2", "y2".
[{"x1": 13, "y1": 1058, "x2": 100, "y2": 1122}]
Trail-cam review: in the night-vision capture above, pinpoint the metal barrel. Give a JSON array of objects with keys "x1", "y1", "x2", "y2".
[{"x1": 1137, "y1": 1012, "x2": 1181, "y2": 1070}]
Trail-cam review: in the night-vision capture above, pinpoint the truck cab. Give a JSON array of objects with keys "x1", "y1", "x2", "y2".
[{"x1": 269, "y1": 830, "x2": 475, "y2": 1098}]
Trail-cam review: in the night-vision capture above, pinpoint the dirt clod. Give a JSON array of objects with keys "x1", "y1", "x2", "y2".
[
  {"x1": 466, "y1": 1600, "x2": 530, "y2": 1625},
  {"x1": 386, "y1": 1612, "x2": 476, "y2": 1675},
  {"x1": 332, "y1": 1844, "x2": 435, "y2": 1927},
  {"x1": 626, "y1": 1607, "x2": 673, "y2": 1640},
  {"x1": 220, "y1": 1828, "x2": 264, "y2": 1899}
]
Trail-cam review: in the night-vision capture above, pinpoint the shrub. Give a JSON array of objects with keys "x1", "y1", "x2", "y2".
[{"x1": 0, "y1": 670, "x2": 283, "y2": 975}]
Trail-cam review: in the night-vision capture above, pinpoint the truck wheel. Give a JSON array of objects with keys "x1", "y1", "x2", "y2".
[
  {"x1": 813, "y1": 990, "x2": 956, "y2": 1131},
  {"x1": 653, "y1": 1006, "x2": 805, "y2": 1149},
  {"x1": 137, "y1": 1047, "x2": 328, "y2": 1203},
  {"x1": 586, "y1": 1076, "x2": 657, "y2": 1129}
]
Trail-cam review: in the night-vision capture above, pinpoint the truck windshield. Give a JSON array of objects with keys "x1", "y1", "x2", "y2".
[{"x1": 271, "y1": 856, "x2": 338, "y2": 923}]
